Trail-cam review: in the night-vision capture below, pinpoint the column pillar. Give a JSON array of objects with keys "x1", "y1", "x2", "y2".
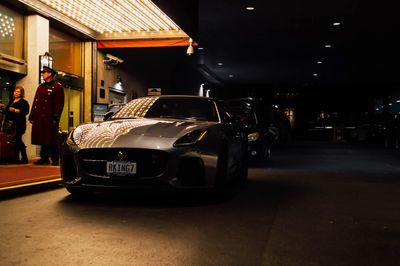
[{"x1": 18, "y1": 15, "x2": 49, "y2": 159}]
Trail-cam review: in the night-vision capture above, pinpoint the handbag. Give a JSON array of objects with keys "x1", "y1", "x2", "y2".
[
  {"x1": 0, "y1": 108, "x2": 16, "y2": 134},
  {"x1": 2, "y1": 120, "x2": 16, "y2": 134}
]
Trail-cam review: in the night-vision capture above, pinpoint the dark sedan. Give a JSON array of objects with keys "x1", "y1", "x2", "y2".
[{"x1": 225, "y1": 97, "x2": 276, "y2": 163}]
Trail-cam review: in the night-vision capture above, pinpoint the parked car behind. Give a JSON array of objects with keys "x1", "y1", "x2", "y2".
[
  {"x1": 224, "y1": 97, "x2": 276, "y2": 163},
  {"x1": 61, "y1": 95, "x2": 248, "y2": 195}
]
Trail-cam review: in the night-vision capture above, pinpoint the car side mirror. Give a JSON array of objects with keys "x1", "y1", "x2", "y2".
[{"x1": 103, "y1": 111, "x2": 114, "y2": 121}]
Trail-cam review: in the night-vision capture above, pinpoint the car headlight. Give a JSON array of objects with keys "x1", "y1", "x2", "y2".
[
  {"x1": 174, "y1": 129, "x2": 208, "y2": 147},
  {"x1": 66, "y1": 127, "x2": 84, "y2": 145},
  {"x1": 248, "y1": 132, "x2": 260, "y2": 142}
]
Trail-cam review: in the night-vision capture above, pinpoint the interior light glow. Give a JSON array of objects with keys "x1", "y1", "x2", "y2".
[
  {"x1": 333, "y1": 22, "x2": 341, "y2": 26},
  {"x1": 217, "y1": 62, "x2": 223, "y2": 66},
  {"x1": 317, "y1": 61, "x2": 322, "y2": 64},
  {"x1": 246, "y1": 7, "x2": 255, "y2": 10},
  {"x1": 313, "y1": 73, "x2": 318, "y2": 76},
  {"x1": 325, "y1": 44, "x2": 332, "y2": 48},
  {"x1": 0, "y1": 12, "x2": 15, "y2": 38},
  {"x1": 34, "y1": 0, "x2": 181, "y2": 34}
]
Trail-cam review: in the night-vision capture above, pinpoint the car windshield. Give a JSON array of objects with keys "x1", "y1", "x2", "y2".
[
  {"x1": 111, "y1": 97, "x2": 219, "y2": 122},
  {"x1": 225, "y1": 105, "x2": 258, "y2": 126}
]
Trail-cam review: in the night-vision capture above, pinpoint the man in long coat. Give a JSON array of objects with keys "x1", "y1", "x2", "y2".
[{"x1": 29, "y1": 66, "x2": 65, "y2": 165}]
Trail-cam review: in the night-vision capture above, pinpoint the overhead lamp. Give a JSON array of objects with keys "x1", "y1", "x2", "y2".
[
  {"x1": 313, "y1": 73, "x2": 318, "y2": 77},
  {"x1": 186, "y1": 38, "x2": 194, "y2": 56},
  {"x1": 246, "y1": 7, "x2": 255, "y2": 11},
  {"x1": 317, "y1": 61, "x2": 322, "y2": 64},
  {"x1": 217, "y1": 62, "x2": 223, "y2": 66},
  {"x1": 325, "y1": 44, "x2": 332, "y2": 48},
  {"x1": 333, "y1": 22, "x2": 341, "y2": 26},
  {"x1": 229, "y1": 74, "x2": 234, "y2": 78}
]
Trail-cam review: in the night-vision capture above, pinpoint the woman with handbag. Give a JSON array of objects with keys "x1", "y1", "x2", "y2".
[{"x1": 0, "y1": 86, "x2": 30, "y2": 164}]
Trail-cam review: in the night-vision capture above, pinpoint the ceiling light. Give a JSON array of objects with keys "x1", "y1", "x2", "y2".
[
  {"x1": 325, "y1": 44, "x2": 332, "y2": 48},
  {"x1": 197, "y1": 47, "x2": 204, "y2": 50},
  {"x1": 246, "y1": 7, "x2": 255, "y2": 11},
  {"x1": 313, "y1": 73, "x2": 318, "y2": 77},
  {"x1": 229, "y1": 74, "x2": 234, "y2": 78},
  {"x1": 317, "y1": 61, "x2": 322, "y2": 64},
  {"x1": 333, "y1": 22, "x2": 341, "y2": 26},
  {"x1": 217, "y1": 62, "x2": 223, "y2": 66}
]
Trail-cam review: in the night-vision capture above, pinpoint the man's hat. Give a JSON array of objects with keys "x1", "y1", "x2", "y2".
[{"x1": 40, "y1": 66, "x2": 57, "y2": 75}]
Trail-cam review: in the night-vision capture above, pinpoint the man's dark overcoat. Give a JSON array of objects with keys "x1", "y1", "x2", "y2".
[{"x1": 29, "y1": 80, "x2": 64, "y2": 145}]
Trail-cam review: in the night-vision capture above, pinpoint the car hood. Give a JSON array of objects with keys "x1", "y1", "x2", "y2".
[{"x1": 71, "y1": 118, "x2": 215, "y2": 149}]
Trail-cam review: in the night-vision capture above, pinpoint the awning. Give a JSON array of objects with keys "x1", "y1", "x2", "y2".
[{"x1": 97, "y1": 38, "x2": 197, "y2": 49}]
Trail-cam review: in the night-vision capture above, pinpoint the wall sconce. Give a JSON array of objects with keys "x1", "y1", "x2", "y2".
[
  {"x1": 39, "y1": 52, "x2": 53, "y2": 84},
  {"x1": 186, "y1": 38, "x2": 194, "y2": 56}
]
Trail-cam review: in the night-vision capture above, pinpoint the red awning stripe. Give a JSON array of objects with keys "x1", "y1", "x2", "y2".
[{"x1": 97, "y1": 38, "x2": 197, "y2": 49}]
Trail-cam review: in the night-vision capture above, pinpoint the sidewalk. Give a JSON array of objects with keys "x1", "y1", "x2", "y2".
[{"x1": 0, "y1": 160, "x2": 62, "y2": 196}]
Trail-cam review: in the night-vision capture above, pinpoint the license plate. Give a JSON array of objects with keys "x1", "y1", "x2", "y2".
[{"x1": 106, "y1": 161, "x2": 137, "y2": 176}]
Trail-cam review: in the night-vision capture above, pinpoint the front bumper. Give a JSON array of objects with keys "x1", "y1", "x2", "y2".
[{"x1": 61, "y1": 144, "x2": 218, "y2": 191}]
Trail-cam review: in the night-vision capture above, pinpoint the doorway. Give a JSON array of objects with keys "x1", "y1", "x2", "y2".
[
  {"x1": 60, "y1": 86, "x2": 82, "y2": 133},
  {"x1": 56, "y1": 73, "x2": 84, "y2": 133}
]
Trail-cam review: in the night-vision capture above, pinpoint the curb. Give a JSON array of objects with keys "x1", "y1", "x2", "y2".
[{"x1": 0, "y1": 178, "x2": 63, "y2": 200}]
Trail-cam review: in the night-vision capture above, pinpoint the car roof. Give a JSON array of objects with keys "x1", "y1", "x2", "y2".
[{"x1": 154, "y1": 95, "x2": 216, "y2": 101}]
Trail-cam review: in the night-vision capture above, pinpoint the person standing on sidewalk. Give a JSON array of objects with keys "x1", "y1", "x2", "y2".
[
  {"x1": 0, "y1": 86, "x2": 30, "y2": 164},
  {"x1": 29, "y1": 66, "x2": 65, "y2": 166}
]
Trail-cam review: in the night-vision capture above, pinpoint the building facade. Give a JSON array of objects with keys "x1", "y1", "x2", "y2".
[{"x1": 0, "y1": 1, "x2": 195, "y2": 160}]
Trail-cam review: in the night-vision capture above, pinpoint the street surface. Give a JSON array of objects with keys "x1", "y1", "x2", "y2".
[{"x1": 1, "y1": 141, "x2": 399, "y2": 266}]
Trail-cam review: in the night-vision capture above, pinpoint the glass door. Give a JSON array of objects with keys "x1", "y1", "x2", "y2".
[{"x1": 60, "y1": 86, "x2": 82, "y2": 133}]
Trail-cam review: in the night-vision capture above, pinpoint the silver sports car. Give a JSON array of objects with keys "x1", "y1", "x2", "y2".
[{"x1": 61, "y1": 95, "x2": 248, "y2": 195}]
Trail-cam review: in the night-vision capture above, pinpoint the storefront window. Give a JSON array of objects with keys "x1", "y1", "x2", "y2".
[
  {"x1": 0, "y1": 4, "x2": 24, "y2": 59},
  {"x1": 49, "y1": 27, "x2": 81, "y2": 76}
]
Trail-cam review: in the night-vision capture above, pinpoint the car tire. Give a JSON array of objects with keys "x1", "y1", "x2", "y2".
[
  {"x1": 261, "y1": 141, "x2": 271, "y2": 162},
  {"x1": 237, "y1": 153, "x2": 248, "y2": 183},
  {"x1": 214, "y1": 144, "x2": 228, "y2": 190}
]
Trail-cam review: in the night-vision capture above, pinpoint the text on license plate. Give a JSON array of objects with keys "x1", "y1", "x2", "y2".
[{"x1": 106, "y1": 161, "x2": 137, "y2": 175}]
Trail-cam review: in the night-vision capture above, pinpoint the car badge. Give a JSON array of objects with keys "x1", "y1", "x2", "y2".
[{"x1": 117, "y1": 151, "x2": 127, "y2": 160}]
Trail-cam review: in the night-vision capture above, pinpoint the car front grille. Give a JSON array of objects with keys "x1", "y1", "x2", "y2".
[{"x1": 78, "y1": 148, "x2": 168, "y2": 178}]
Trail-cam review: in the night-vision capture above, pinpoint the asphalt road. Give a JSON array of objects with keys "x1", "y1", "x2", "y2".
[{"x1": 1, "y1": 141, "x2": 399, "y2": 266}]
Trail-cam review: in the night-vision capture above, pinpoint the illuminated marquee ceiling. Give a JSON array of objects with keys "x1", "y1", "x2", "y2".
[{"x1": 16, "y1": 0, "x2": 189, "y2": 40}]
